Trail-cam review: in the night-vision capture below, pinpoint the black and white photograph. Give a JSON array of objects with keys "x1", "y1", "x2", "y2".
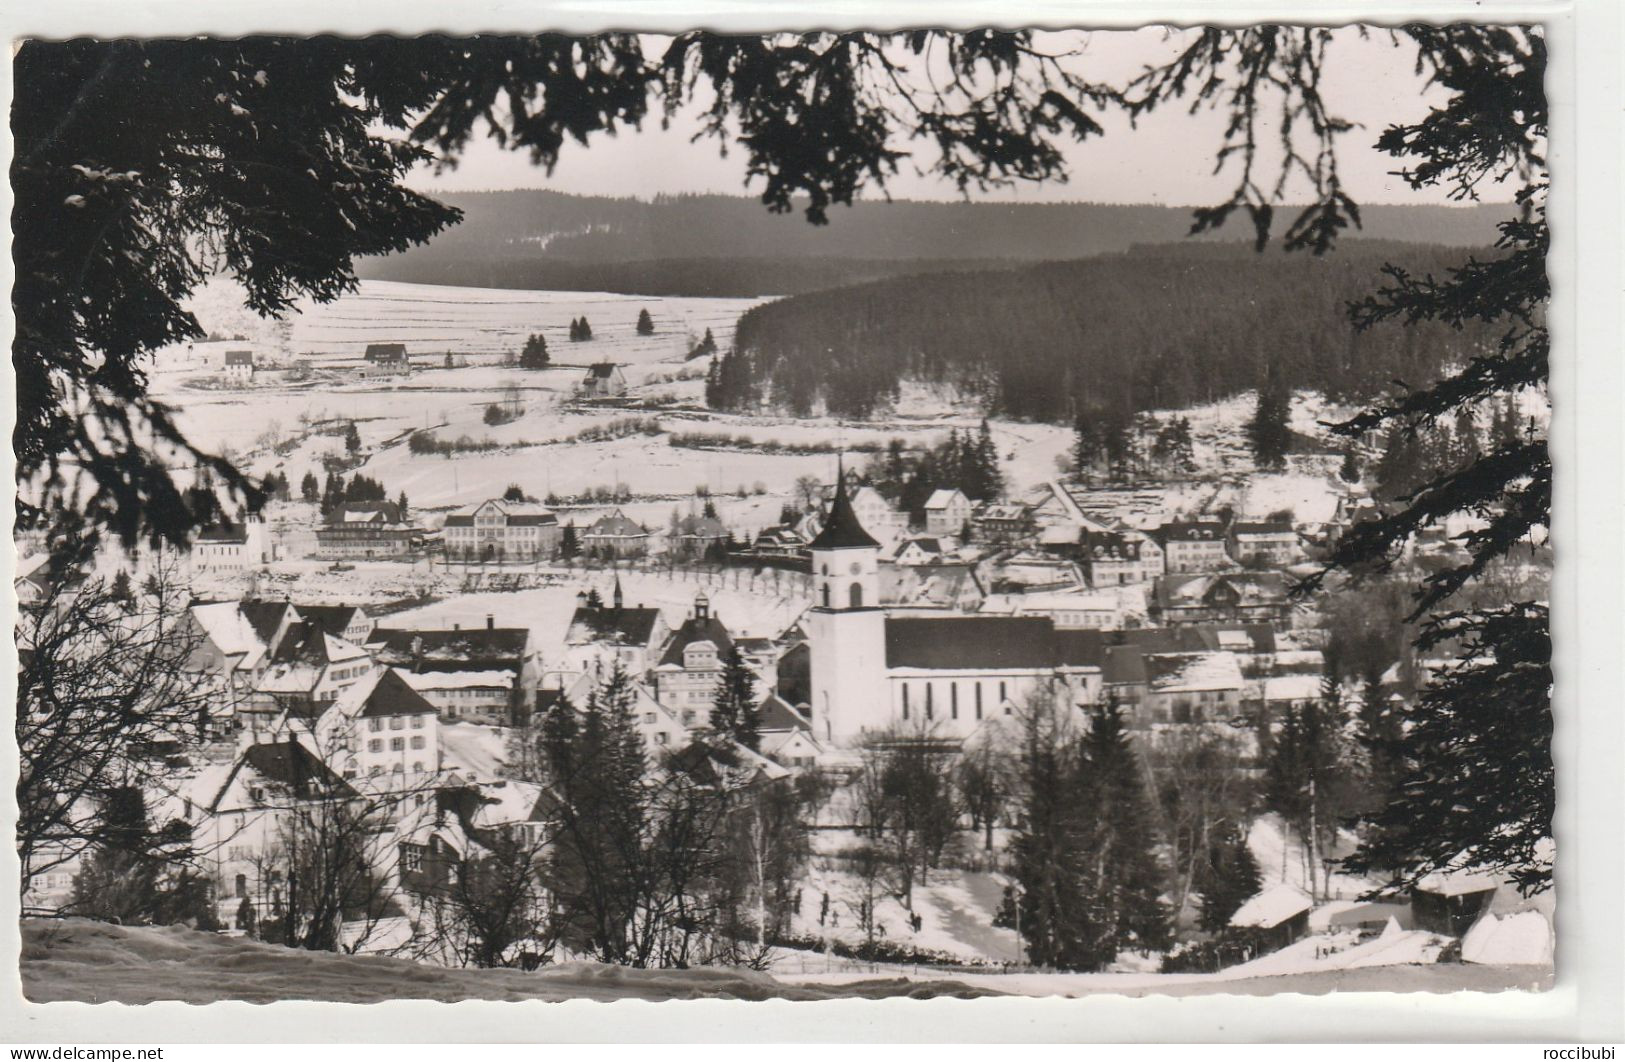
[{"x1": 7, "y1": 2, "x2": 1616, "y2": 1037}]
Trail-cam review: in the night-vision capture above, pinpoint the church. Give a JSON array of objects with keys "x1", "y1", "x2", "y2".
[{"x1": 806, "y1": 471, "x2": 1102, "y2": 748}]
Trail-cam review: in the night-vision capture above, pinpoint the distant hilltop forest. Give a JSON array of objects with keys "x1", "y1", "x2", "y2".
[
  {"x1": 719, "y1": 241, "x2": 1506, "y2": 422},
  {"x1": 358, "y1": 189, "x2": 1508, "y2": 298}
]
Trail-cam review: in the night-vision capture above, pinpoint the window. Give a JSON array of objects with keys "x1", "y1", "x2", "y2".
[
  {"x1": 999, "y1": 681, "x2": 1007, "y2": 702},
  {"x1": 368, "y1": 739, "x2": 382, "y2": 753},
  {"x1": 410, "y1": 735, "x2": 425, "y2": 750},
  {"x1": 234, "y1": 873, "x2": 247, "y2": 898},
  {"x1": 400, "y1": 845, "x2": 423, "y2": 873},
  {"x1": 901, "y1": 685, "x2": 910, "y2": 719},
  {"x1": 848, "y1": 582, "x2": 864, "y2": 608},
  {"x1": 656, "y1": 732, "x2": 669, "y2": 745},
  {"x1": 975, "y1": 684, "x2": 983, "y2": 720},
  {"x1": 389, "y1": 716, "x2": 404, "y2": 730},
  {"x1": 390, "y1": 737, "x2": 404, "y2": 751},
  {"x1": 925, "y1": 684, "x2": 934, "y2": 720},
  {"x1": 369, "y1": 765, "x2": 382, "y2": 776},
  {"x1": 644, "y1": 712, "x2": 657, "y2": 724},
  {"x1": 368, "y1": 718, "x2": 382, "y2": 733},
  {"x1": 951, "y1": 683, "x2": 959, "y2": 720},
  {"x1": 392, "y1": 763, "x2": 403, "y2": 774},
  {"x1": 412, "y1": 761, "x2": 424, "y2": 773},
  {"x1": 411, "y1": 715, "x2": 425, "y2": 729}
]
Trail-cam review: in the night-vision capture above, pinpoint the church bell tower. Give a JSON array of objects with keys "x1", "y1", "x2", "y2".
[{"x1": 805, "y1": 461, "x2": 886, "y2": 746}]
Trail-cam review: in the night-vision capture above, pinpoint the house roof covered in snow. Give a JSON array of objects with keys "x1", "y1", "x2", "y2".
[
  {"x1": 1144, "y1": 651, "x2": 1245, "y2": 693},
  {"x1": 1230, "y1": 883, "x2": 1314, "y2": 929},
  {"x1": 325, "y1": 501, "x2": 406, "y2": 527},
  {"x1": 658, "y1": 614, "x2": 735, "y2": 668},
  {"x1": 396, "y1": 668, "x2": 514, "y2": 691},
  {"x1": 924, "y1": 489, "x2": 968, "y2": 510},
  {"x1": 567, "y1": 604, "x2": 664, "y2": 647},
  {"x1": 757, "y1": 693, "x2": 812, "y2": 733},
  {"x1": 583, "y1": 509, "x2": 650, "y2": 538},
  {"x1": 369, "y1": 627, "x2": 530, "y2": 672}
]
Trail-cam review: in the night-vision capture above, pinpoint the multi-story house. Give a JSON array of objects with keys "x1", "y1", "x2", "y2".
[
  {"x1": 1154, "y1": 519, "x2": 1232, "y2": 573},
  {"x1": 581, "y1": 509, "x2": 652, "y2": 558},
  {"x1": 316, "y1": 501, "x2": 418, "y2": 560},
  {"x1": 1228, "y1": 520, "x2": 1301, "y2": 568},
  {"x1": 318, "y1": 669, "x2": 442, "y2": 782},
  {"x1": 191, "y1": 515, "x2": 273, "y2": 573},
  {"x1": 441, "y1": 499, "x2": 561, "y2": 562},
  {"x1": 367, "y1": 620, "x2": 541, "y2": 725},
  {"x1": 923, "y1": 488, "x2": 973, "y2": 536},
  {"x1": 1151, "y1": 572, "x2": 1294, "y2": 627},
  {"x1": 222, "y1": 349, "x2": 255, "y2": 383},
  {"x1": 652, "y1": 593, "x2": 737, "y2": 727}
]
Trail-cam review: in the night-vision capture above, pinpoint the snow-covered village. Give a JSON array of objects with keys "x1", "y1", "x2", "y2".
[{"x1": 12, "y1": 24, "x2": 1564, "y2": 1012}]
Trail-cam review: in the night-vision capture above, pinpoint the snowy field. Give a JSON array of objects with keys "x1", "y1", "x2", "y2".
[{"x1": 20, "y1": 918, "x2": 1551, "y2": 1004}]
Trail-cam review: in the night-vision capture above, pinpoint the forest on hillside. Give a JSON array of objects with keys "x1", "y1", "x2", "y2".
[
  {"x1": 719, "y1": 242, "x2": 1505, "y2": 421},
  {"x1": 357, "y1": 189, "x2": 1507, "y2": 298}
]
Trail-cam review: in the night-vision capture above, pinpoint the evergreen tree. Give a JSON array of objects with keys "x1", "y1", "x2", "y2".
[
  {"x1": 1338, "y1": 447, "x2": 1362, "y2": 484},
  {"x1": 1247, "y1": 371, "x2": 1291, "y2": 471},
  {"x1": 569, "y1": 317, "x2": 581, "y2": 341},
  {"x1": 578, "y1": 316, "x2": 593, "y2": 341},
  {"x1": 710, "y1": 647, "x2": 760, "y2": 751},
  {"x1": 108, "y1": 569, "x2": 136, "y2": 609},
  {"x1": 395, "y1": 490, "x2": 409, "y2": 517},
  {"x1": 444, "y1": 351, "x2": 455, "y2": 369},
  {"x1": 300, "y1": 470, "x2": 319, "y2": 504},
  {"x1": 1072, "y1": 413, "x2": 1101, "y2": 480},
  {"x1": 702, "y1": 498, "x2": 718, "y2": 520},
  {"x1": 519, "y1": 332, "x2": 550, "y2": 369},
  {"x1": 1195, "y1": 822, "x2": 1263, "y2": 934},
  {"x1": 70, "y1": 788, "x2": 162, "y2": 924},
  {"x1": 343, "y1": 421, "x2": 361, "y2": 454},
  {"x1": 1076, "y1": 701, "x2": 1172, "y2": 958},
  {"x1": 687, "y1": 327, "x2": 718, "y2": 361},
  {"x1": 636, "y1": 308, "x2": 654, "y2": 336}
]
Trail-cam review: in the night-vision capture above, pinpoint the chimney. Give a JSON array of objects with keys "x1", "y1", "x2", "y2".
[
  {"x1": 486, "y1": 614, "x2": 495, "y2": 631},
  {"x1": 453, "y1": 622, "x2": 460, "y2": 631}
]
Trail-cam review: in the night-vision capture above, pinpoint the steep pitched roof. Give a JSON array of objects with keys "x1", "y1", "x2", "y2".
[
  {"x1": 212, "y1": 741, "x2": 354, "y2": 807},
  {"x1": 757, "y1": 693, "x2": 812, "y2": 733},
  {"x1": 658, "y1": 614, "x2": 735, "y2": 668},
  {"x1": 567, "y1": 605, "x2": 664, "y2": 647},
  {"x1": 239, "y1": 600, "x2": 295, "y2": 644},
  {"x1": 808, "y1": 472, "x2": 880, "y2": 550},
  {"x1": 325, "y1": 501, "x2": 405, "y2": 526},
  {"x1": 364, "y1": 343, "x2": 408, "y2": 361},
  {"x1": 224, "y1": 350, "x2": 254, "y2": 366},
  {"x1": 586, "y1": 362, "x2": 621, "y2": 379},
  {"x1": 356, "y1": 669, "x2": 438, "y2": 718},
  {"x1": 924, "y1": 489, "x2": 967, "y2": 510},
  {"x1": 584, "y1": 510, "x2": 650, "y2": 538},
  {"x1": 297, "y1": 604, "x2": 363, "y2": 637}
]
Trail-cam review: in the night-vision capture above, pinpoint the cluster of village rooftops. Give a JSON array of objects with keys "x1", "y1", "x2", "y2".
[{"x1": 19, "y1": 467, "x2": 1508, "y2": 957}]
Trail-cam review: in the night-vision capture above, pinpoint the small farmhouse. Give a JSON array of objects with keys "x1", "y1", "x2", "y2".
[
  {"x1": 361, "y1": 343, "x2": 411, "y2": 375},
  {"x1": 222, "y1": 349, "x2": 255, "y2": 382},
  {"x1": 579, "y1": 362, "x2": 627, "y2": 397}
]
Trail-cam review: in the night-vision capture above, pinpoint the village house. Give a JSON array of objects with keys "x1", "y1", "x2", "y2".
[
  {"x1": 893, "y1": 536, "x2": 949, "y2": 567},
  {"x1": 1139, "y1": 650, "x2": 1247, "y2": 724},
  {"x1": 294, "y1": 603, "x2": 376, "y2": 647},
  {"x1": 187, "y1": 740, "x2": 358, "y2": 925},
  {"x1": 253, "y1": 621, "x2": 376, "y2": 727},
  {"x1": 367, "y1": 620, "x2": 541, "y2": 724},
  {"x1": 750, "y1": 525, "x2": 808, "y2": 560},
  {"x1": 317, "y1": 669, "x2": 442, "y2": 782},
  {"x1": 222, "y1": 349, "x2": 255, "y2": 383},
  {"x1": 1080, "y1": 530, "x2": 1161, "y2": 586},
  {"x1": 1230, "y1": 883, "x2": 1315, "y2": 955},
  {"x1": 971, "y1": 501, "x2": 1034, "y2": 545},
  {"x1": 668, "y1": 513, "x2": 730, "y2": 559},
  {"x1": 562, "y1": 580, "x2": 670, "y2": 676},
  {"x1": 979, "y1": 586, "x2": 1138, "y2": 630},
  {"x1": 395, "y1": 781, "x2": 551, "y2": 900},
  {"x1": 191, "y1": 515, "x2": 273, "y2": 573},
  {"x1": 578, "y1": 362, "x2": 627, "y2": 397},
  {"x1": 315, "y1": 501, "x2": 418, "y2": 560},
  {"x1": 361, "y1": 343, "x2": 411, "y2": 375},
  {"x1": 652, "y1": 593, "x2": 739, "y2": 729},
  {"x1": 923, "y1": 488, "x2": 973, "y2": 536},
  {"x1": 1151, "y1": 571, "x2": 1294, "y2": 627},
  {"x1": 755, "y1": 694, "x2": 825, "y2": 769},
  {"x1": 1154, "y1": 519, "x2": 1233, "y2": 573},
  {"x1": 581, "y1": 509, "x2": 653, "y2": 558},
  {"x1": 13, "y1": 553, "x2": 57, "y2": 610},
  {"x1": 558, "y1": 667, "x2": 692, "y2": 751},
  {"x1": 1228, "y1": 519, "x2": 1302, "y2": 568}
]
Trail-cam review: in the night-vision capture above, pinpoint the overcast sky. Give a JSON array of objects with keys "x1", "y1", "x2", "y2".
[{"x1": 407, "y1": 27, "x2": 1517, "y2": 207}]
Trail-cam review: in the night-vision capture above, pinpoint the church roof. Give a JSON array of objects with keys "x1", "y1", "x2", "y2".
[
  {"x1": 808, "y1": 470, "x2": 879, "y2": 550},
  {"x1": 884, "y1": 616, "x2": 1058, "y2": 671}
]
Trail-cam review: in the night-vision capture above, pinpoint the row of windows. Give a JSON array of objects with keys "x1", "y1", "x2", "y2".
[
  {"x1": 368, "y1": 762, "x2": 426, "y2": 776},
  {"x1": 900, "y1": 680, "x2": 1013, "y2": 722},
  {"x1": 367, "y1": 715, "x2": 427, "y2": 732},
  {"x1": 367, "y1": 736, "x2": 427, "y2": 752}
]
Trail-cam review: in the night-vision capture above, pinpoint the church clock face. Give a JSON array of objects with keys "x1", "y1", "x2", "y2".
[{"x1": 849, "y1": 562, "x2": 862, "y2": 575}]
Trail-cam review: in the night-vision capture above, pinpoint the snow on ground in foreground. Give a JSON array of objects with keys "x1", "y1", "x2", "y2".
[
  {"x1": 19, "y1": 919, "x2": 991, "y2": 1004},
  {"x1": 21, "y1": 919, "x2": 1550, "y2": 1004}
]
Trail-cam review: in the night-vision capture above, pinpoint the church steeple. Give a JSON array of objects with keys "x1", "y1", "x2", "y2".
[
  {"x1": 808, "y1": 457, "x2": 879, "y2": 551},
  {"x1": 612, "y1": 576, "x2": 624, "y2": 610}
]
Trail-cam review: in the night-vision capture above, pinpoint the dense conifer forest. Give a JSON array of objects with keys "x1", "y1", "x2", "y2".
[{"x1": 720, "y1": 241, "x2": 1503, "y2": 421}]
